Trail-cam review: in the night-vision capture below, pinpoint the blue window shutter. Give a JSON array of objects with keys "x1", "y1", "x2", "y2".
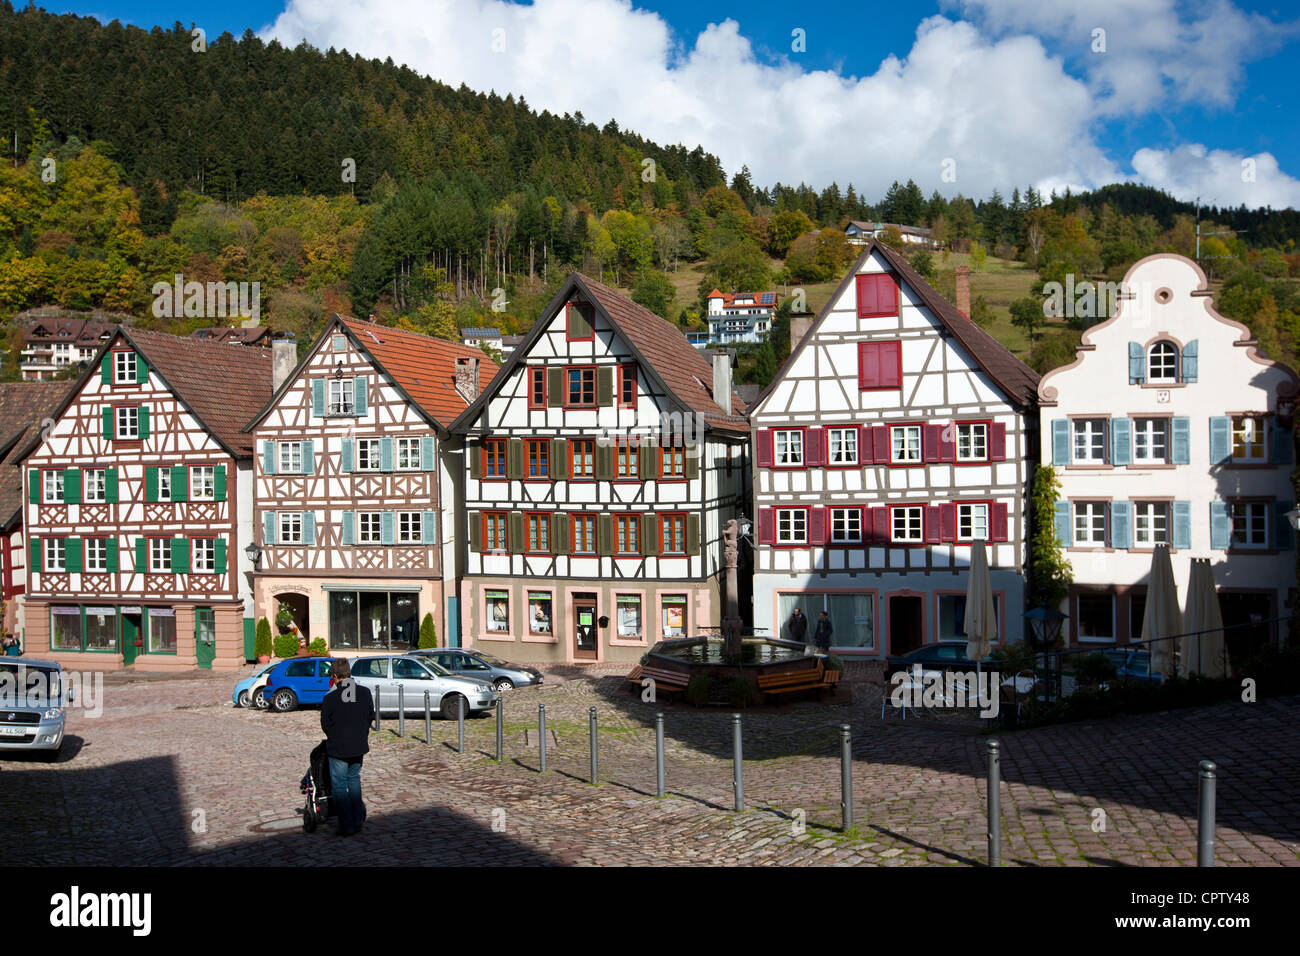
[
  {"x1": 341, "y1": 511, "x2": 355, "y2": 546},
  {"x1": 264, "y1": 512, "x2": 276, "y2": 546},
  {"x1": 302, "y1": 513, "x2": 316, "y2": 546},
  {"x1": 381, "y1": 511, "x2": 395, "y2": 545},
  {"x1": 1275, "y1": 501, "x2": 1294, "y2": 550},
  {"x1": 421, "y1": 435, "x2": 435, "y2": 471},
  {"x1": 422, "y1": 511, "x2": 438, "y2": 544},
  {"x1": 264, "y1": 441, "x2": 276, "y2": 475},
  {"x1": 380, "y1": 437, "x2": 394, "y2": 472},
  {"x1": 1110, "y1": 418, "x2": 1131, "y2": 466},
  {"x1": 1209, "y1": 416, "x2": 1231, "y2": 464},
  {"x1": 1181, "y1": 340, "x2": 1198, "y2": 383},
  {"x1": 1172, "y1": 501, "x2": 1191, "y2": 550},
  {"x1": 302, "y1": 439, "x2": 315, "y2": 475},
  {"x1": 341, "y1": 439, "x2": 354, "y2": 473},
  {"x1": 354, "y1": 377, "x2": 368, "y2": 416},
  {"x1": 1051, "y1": 419, "x2": 1069, "y2": 466},
  {"x1": 1054, "y1": 500, "x2": 1071, "y2": 546},
  {"x1": 1128, "y1": 342, "x2": 1145, "y2": 384},
  {"x1": 312, "y1": 379, "x2": 325, "y2": 418},
  {"x1": 1110, "y1": 502, "x2": 1132, "y2": 550},
  {"x1": 332, "y1": 335, "x2": 346, "y2": 352},
  {"x1": 1271, "y1": 421, "x2": 1294, "y2": 465},
  {"x1": 1209, "y1": 502, "x2": 1231, "y2": 550},
  {"x1": 1171, "y1": 417, "x2": 1190, "y2": 465}
]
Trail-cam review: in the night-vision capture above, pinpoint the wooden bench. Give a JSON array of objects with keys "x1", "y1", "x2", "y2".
[
  {"x1": 757, "y1": 663, "x2": 827, "y2": 702},
  {"x1": 626, "y1": 664, "x2": 690, "y2": 697}
]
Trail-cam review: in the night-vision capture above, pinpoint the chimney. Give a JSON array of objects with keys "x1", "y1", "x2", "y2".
[
  {"x1": 712, "y1": 350, "x2": 733, "y2": 415},
  {"x1": 455, "y1": 356, "x2": 480, "y2": 404},
  {"x1": 271, "y1": 338, "x2": 296, "y2": 392},
  {"x1": 789, "y1": 313, "x2": 813, "y2": 349},
  {"x1": 955, "y1": 266, "x2": 971, "y2": 319}
]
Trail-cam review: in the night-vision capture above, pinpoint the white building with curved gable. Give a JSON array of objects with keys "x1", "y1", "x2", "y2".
[{"x1": 1038, "y1": 253, "x2": 1299, "y2": 654}]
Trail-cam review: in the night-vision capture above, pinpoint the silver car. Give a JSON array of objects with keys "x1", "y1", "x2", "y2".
[
  {"x1": 348, "y1": 655, "x2": 498, "y2": 718},
  {"x1": 0, "y1": 659, "x2": 69, "y2": 760},
  {"x1": 411, "y1": 648, "x2": 543, "y2": 691}
]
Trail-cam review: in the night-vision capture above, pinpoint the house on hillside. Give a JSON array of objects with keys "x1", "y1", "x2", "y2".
[
  {"x1": 1039, "y1": 253, "x2": 1299, "y2": 654},
  {"x1": 190, "y1": 327, "x2": 275, "y2": 347},
  {"x1": 698, "y1": 289, "x2": 777, "y2": 346},
  {"x1": 17, "y1": 329, "x2": 275, "y2": 671},
  {"x1": 845, "y1": 221, "x2": 934, "y2": 248},
  {"x1": 245, "y1": 315, "x2": 498, "y2": 654},
  {"x1": 451, "y1": 273, "x2": 750, "y2": 665},
  {"x1": 18, "y1": 314, "x2": 125, "y2": 381},
  {"x1": 748, "y1": 240, "x2": 1040, "y2": 656}
]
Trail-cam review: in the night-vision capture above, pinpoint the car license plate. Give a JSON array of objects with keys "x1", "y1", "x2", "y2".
[{"x1": 0, "y1": 726, "x2": 30, "y2": 736}]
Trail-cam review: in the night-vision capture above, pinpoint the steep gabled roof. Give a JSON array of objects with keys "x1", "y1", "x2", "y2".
[
  {"x1": 757, "y1": 239, "x2": 1040, "y2": 409},
  {"x1": 0, "y1": 382, "x2": 77, "y2": 528},
  {"x1": 452, "y1": 273, "x2": 748, "y2": 435}
]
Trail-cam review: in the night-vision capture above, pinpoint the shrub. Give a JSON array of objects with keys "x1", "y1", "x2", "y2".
[
  {"x1": 1075, "y1": 652, "x2": 1118, "y2": 687},
  {"x1": 275, "y1": 602, "x2": 294, "y2": 632},
  {"x1": 418, "y1": 613, "x2": 438, "y2": 649},
  {"x1": 728, "y1": 677, "x2": 756, "y2": 707},
  {"x1": 254, "y1": 618, "x2": 274, "y2": 659},
  {"x1": 823, "y1": 655, "x2": 845, "y2": 672},
  {"x1": 307, "y1": 638, "x2": 327, "y2": 656},
  {"x1": 686, "y1": 674, "x2": 712, "y2": 707},
  {"x1": 273, "y1": 632, "x2": 300, "y2": 659}
]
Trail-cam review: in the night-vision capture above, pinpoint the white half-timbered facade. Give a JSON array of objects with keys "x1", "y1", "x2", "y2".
[
  {"x1": 18, "y1": 329, "x2": 273, "y2": 671},
  {"x1": 750, "y1": 240, "x2": 1040, "y2": 657},
  {"x1": 1039, "y1": 253, "x2": 1299, "y2": 653},
  {"x1": 246, "y1": 315, "x2": 497, "y2": 654},
  {"x1": 452, "y1": 274, "x2": 750, "y2": 664}
]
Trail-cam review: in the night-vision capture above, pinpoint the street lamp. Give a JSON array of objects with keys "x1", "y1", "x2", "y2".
[
  {"x1": 1285, "y1": 508, "x2": 1300, "y2": 532},
  {"x1": 1023, "y1": 606, "x2": 1068, "y2": 703},
  {"x1": 244, "y1": 542, "x2": 262, "y2": 570}
]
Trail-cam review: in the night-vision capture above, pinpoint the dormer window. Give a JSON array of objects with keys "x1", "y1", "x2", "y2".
[
  {"x1": 1148, "y1": 341, "x2": 1178, "y2": 383},
  {"x1": 114, "y1": 350, "x2": 137, "y2": 384}
]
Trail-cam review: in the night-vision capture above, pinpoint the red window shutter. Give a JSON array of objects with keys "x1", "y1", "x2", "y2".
[
  {"x1": 857, "y1": 274, "x2": 898, "y2": 318},
  {"x1": 871, "y1": 507, "x2": 888, "y2": 544},
  {"x1": 808, "y1": 507, "x2": 826, "y2": 545},
  {"x1": 756, "y1": 429, "x2": 773, "y2": 468},
  {"x1": 992, "y1": 502, "x2": 1009, "y2": 541},
  {"x1": 880, "y1": 341, "x2": 902, "y2": 388},
  {"x1": 757, "y1": 508, "x2": 774, "y2": 545},
  {"x1": 940, "y1": 424, "x2": 956, "y2": 462},
  {"x1": 924, "y1": 506, "x2": 942, "y2": 543},
  {"x1": 858, "y1": 342, "x2": 879, "y2": 389},
  {"x1": 805, "y1": 427, "x2": 825, "y2": 467},
  {"x1": 989, "y1": 422, "x2": 1007, "y2": 461},
  {"x1": 855, "y1": 274, "x2": 878, "y2": 317},
  {"x1": 941, "y1": 503, "x2": 956, "y2": 541},
  {"x1": 872, "y1": 426, "x2": 889, "y2": 463},
  {"x1": 922, "y1": 424, "x2": 942, "y2": 462}
]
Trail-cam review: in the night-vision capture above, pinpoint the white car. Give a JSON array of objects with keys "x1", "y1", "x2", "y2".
[{"x1": 348, "y1": 655, "x2": 498, "y2": 718}]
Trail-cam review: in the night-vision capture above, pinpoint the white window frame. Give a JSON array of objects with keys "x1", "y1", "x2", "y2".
[
  {"x1": 149, "y1": 537, "x2": 171, "y2": 572},
  {"x1": 278, "y1": 513, "x2": 303, "y2": 545},
  {"x1": 773, "y1": 430, "x2": 804, "y2": 466},
  {"x1": 192, "y1": 538, "x2": 216, "y2": 572},
  {"x1": 42, "y1": 470, "x2": 64, "y2": 504},
  {"x1": 398, "y1": 512, "x2": 422, "y2": 544},
  {"x1": 890, "y1": 425, "x2": 922, "y2": 463},
  {"x1": 115, "y1": 406, "x2": 140, "y2": 440},
  {"x1": 356, "y1": 438, "x2": 381, "y2": 471},
  {"x1": 1230, "y1": 502, "x2": 1268, "y2": 548},
  {"x1": 159, "y1": 467, "x2": 172, "y2": 501},
  {"x1": 1133, "y1": 501, "x2": 1169, "y2": 547},
  {"x1": 190, "y1": 466, "x2": 215, "y2": 501},
  {"x1": 396, "y1": 437, "x2": 421, "y2": 471},
  {"x1": 1072, "y1": 418, "x2": 1107, "y2": 464},
  {"x1": 776, "y1": 508, "x2": 807, "y2": 544},
  {"x1": 1147, "y1": 341, "x2": 1178, "y2": 383},
  {"x1": 957, "y1": 503, "x2": 989, "y2": 541},
  {"x1": 84, "y1": 538, "x2": 108, "y2": 572},
  {"x1": 956, "y1": 423, "x2": 988, "y2": 462},
  {"x1": 84, "y1": 469, "x2": 107, "y2": 503},
  {"x1": 278, "y1": 442, "x2": 303, "y2": 474},
  {"x1": 328, "y1": 377, "x2": 355, "y2": 416},
  {"x1": 828, "y1": 428, "x2": 858, "y2": 465},
  {"x1": 1132, "y1": 418, "x2": 1169, "y2": 463},
  {"x1": 891, "y1": 506, "x2": 924, "y2": 542},
  {"x1": 113, "y1": 350, "x2": 137, "y2": 384},
  {"x1": 830, "y1": 508, "x2": 861, "y2": 543},
  {"x1": 1074, "y1": 502, "x2": 1107, "y2": 546},
  {"x1": 43, "y1": 538, "x2": 66, "y2": 572},
  {"x1": 1231, "y1": 416, "x2": 1266, "y2": 462},
  {"x1": 358, "y1": 512, "x2": 382, "y2": 544}
]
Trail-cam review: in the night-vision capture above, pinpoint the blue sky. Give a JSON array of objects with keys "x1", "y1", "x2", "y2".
[{"x1": 53, "y1": 0, "x2": 1300, "y2": 207}]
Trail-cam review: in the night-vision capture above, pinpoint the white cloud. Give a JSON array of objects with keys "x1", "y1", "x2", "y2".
[{"x1": 1132, "y1": 145, "x2": 1300, "y2": 208}]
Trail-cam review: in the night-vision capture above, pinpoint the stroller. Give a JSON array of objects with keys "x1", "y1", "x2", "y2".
[{"x1": 299, "y1": 740, "x2": 334, "y2": 833}]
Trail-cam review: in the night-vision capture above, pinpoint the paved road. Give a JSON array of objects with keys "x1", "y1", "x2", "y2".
[{"x1": 3, "y1": 669, "x2": 1297, "y2": 866}]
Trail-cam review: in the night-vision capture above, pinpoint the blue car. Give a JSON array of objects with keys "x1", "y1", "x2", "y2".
[
  {"x1": 262, "y1": 657, "x2": 339, "y2": 713},
  {"x1": 1099, "y1": 648, "x2": 1163, "y2": 684},
  {"x1": 232, "y1": 662, "x2": 277, "y2": 708}
]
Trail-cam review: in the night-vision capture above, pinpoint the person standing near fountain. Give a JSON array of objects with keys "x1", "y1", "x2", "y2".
[
  {"x1": 787, "y1": 607, "x2": 809, "y2": 652},
  {"x1": 813, "y1": 611, "x2": 833, "y2": 655}
]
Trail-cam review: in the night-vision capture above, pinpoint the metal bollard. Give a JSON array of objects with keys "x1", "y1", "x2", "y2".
[
  {"x1": 1198, "y1": 760, "x2": 1217, "y2": 867},
  {"x1": 398, "y1": 684, "x2": 405, "y2": 736},
  {"x1": 538, "y1": 703, "x2": 547, "y2": 773},
  {"x1": 457, "y1": 695, "x2": 465, "y2": 754},
  {"x1": 655, "y1": 712, "x2": 666, "y2": 798},
  {"x1": 840, "y1": 724, "x2": 853, "y2": 831},
  {"x1": 987, "y1": 739, "x2": 1001, "y2": 867},
  {"x1": 589, "y1": 707, "x2": 599, "y2": 785},
  {"x1": 495, "y1": 696, "x2": 504, "y2": 762},
  {"x1": 424, "y1": 691, "x2": 431, "y2": 745},
  {"x1": 374, "y1": 687, "x2": 381, "y2": 732},
  {"x1": 732, "y1": 713, "x2": 744, "y2": 811}
]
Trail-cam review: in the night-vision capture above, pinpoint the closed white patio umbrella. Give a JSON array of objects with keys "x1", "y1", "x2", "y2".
[
  {"x1": 1180, "y1": 557, "x2": 1226, "y2": 678},
  {"x1": 965, "y1": 539, "x2": 998, "y2": 685},
  {"x1": 1142, "y1": 545, "x2": 1182, "y2": 681}
]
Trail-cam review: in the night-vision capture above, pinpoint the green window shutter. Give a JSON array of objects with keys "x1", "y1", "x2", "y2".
[
  {"x1": 1209, "y1": 417, "x2": 1231, "y2": 464},
  {"x1": 302, "y1": 439, "x2": 315, "y2": 475},
  {"x1": 354, "y1": 377, "x2": 368, "y2": 416},
  {"x1": 214, "y1": 465, "x2": 226, "y2": 501},
  {"x1": 639, "y1": 442, "x2": 656, "y2": 479},
  {"x1": 1181, "y1": 340, "x2": 1198, "y2": 383},
  {"x1": 105, "y1": 539, "x2": 118, "y2": 573},
  {"x1": 686, "y1": 514, "x2": 700, "y2": 555},
  {"x1": 595, "y1": 443, "x2": 613, "y2": 480},
  {"x1": 341, "y1": 511, "x2": 355, "y2": 546},
  {"x1": 380, "y1": 511, "x2": 395, "y2": 545},
  {"x1": 507, "y1": 439, "x2": 525, "y2": 480},
  {"x1": 102, "y1": 408, "x2": 113, "y2": 441},
  {"x1": 1128, "y1": 342, "x2": 1145, "y2": 384},
  {"x1": 422, "y1": 511, "x2": 437, "y2": 545},
  {"x1": 1172, "y1": 501, "x2": 1191, "y2": 550},
  {"x1": 1109, "y1": 502, "x2": 1132, "y2": 550},
  {"x1": 341, "y1": 438, "x2": 354, "y2": 473},
  {"x1": 597, "y1": 366, "x2": 614, "y2": 406},
  {"x1": 105, "y1": 468, "x2": 119, "y2": 503},
  {"x1": 552, "y1": 513, "x2": 570, "y2": 555},
  {"x1": 1054, "y1": 501, "x2": 1072, "y2": 546},
  {"x1": 135, "y1": 537, "x2": 147, "y2": 572},
  {"x1": 1051, "y1": 419, "x2": 1069, "y2": 466},
  {"x1": 30, "y1": 538, "x2": 41, "y2": 573},
  {"x1": 380, "y1": 437, "x2": 394, "y2": 472},
  {"x1": 1171, "y1": 418, "x2": 1191, "y2": 465},
  {"x1": 421, "y1": 436, "x2": 435, "y2": 471},
  {"x1": 568, "y1": 303, "x2": 592, "y2": 339},
  {"x1": 138, "y1": 406, "x2": 149, "y2": 439},
  {"x1": 1275, "y1": 501, "x2": 1295, "y2": 550},
  {"x1": 508, "y1": 511, "x2": 525, "y2": 555},
  {"x1": 312, "y1": 379, "x2": 326, "y2": 417},
  {"x1": 263, "y1": 441, "x2": 276, "y2": 475},
  {"x1": 145, "y1": 466, "x2": 159, "y2": 502},
  {"x1": 171, "y1": 537, "x2": 189, "y2": 573},
  {"x1": 263, "y1": 512, "x2": 276, "y2": 546},
  {"x1": 597, "y1": 514, "x2": 613, "y2": 556},
  {"x1": 63, "y1": 468, "x2": 81, "y2": 504},
  {"x1": 170, "y1": 465, "x2": 189, "y2": 502},
  {"x1": 136, "y1": 353, "x2": 149, "y2": 384},
  {"x1": 685, "y1": 452, "x2": 699, "y2": 480},
  {"x1": 468, "y1": 511, "x2": 481, "y2": 552},
  {"x1": 551, "y1": 439, "x2": 567, "y2": 479},
  {"x1": 65, "y1": 537, "x2": 82, "y2": 573},
  {"x1": 100, "y1": 355, "x2": 112, "y2": 385},
  {"x1": 547, "y1": 368, "x2": 564, "y2": 407},
  {"x1": 1110, "y1": 418, "x2": 1131, "y2": 466},
  {"x1": 1272, "y1": 421, "x2": 1294, "y2": 465},
  {"x1": 642, "y1": 514, "x2": 660, "y2": 555},
  {"x1": 302, "y1": 513, "x2": 316, "y2": 546},
  {"x1": 28, "y1": 469, "x2": 39, "y2": 505},
  {"x1": 214, "y1": 538, "x2": 227, "y2": 574},
  {"x1": 468, "y1": 440, "x2": 481, "y2": 479}
]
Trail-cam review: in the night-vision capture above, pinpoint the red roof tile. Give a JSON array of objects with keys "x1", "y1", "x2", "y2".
[{"x1": 0, "y1": 382, "x2": 77, "y2": 526}]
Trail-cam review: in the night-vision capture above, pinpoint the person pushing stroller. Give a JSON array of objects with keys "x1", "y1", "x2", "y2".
[{"x1": 320, "y1": 658, "x2": 374, "y2": 837}]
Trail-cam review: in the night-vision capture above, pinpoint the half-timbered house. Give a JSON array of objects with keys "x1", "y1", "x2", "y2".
[
  {"x1": 749, "y1": 240, "x2": 1040, "y2": 657},
  {"x1": 245, "y1": 315, "x2": 497, "y2": 654},
  {"x1": 18, "y1": 329, "x2": 274, "y2": 671},
  {"x1": 451, "y1": 274, "x2": 750, "y2": 664}
]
